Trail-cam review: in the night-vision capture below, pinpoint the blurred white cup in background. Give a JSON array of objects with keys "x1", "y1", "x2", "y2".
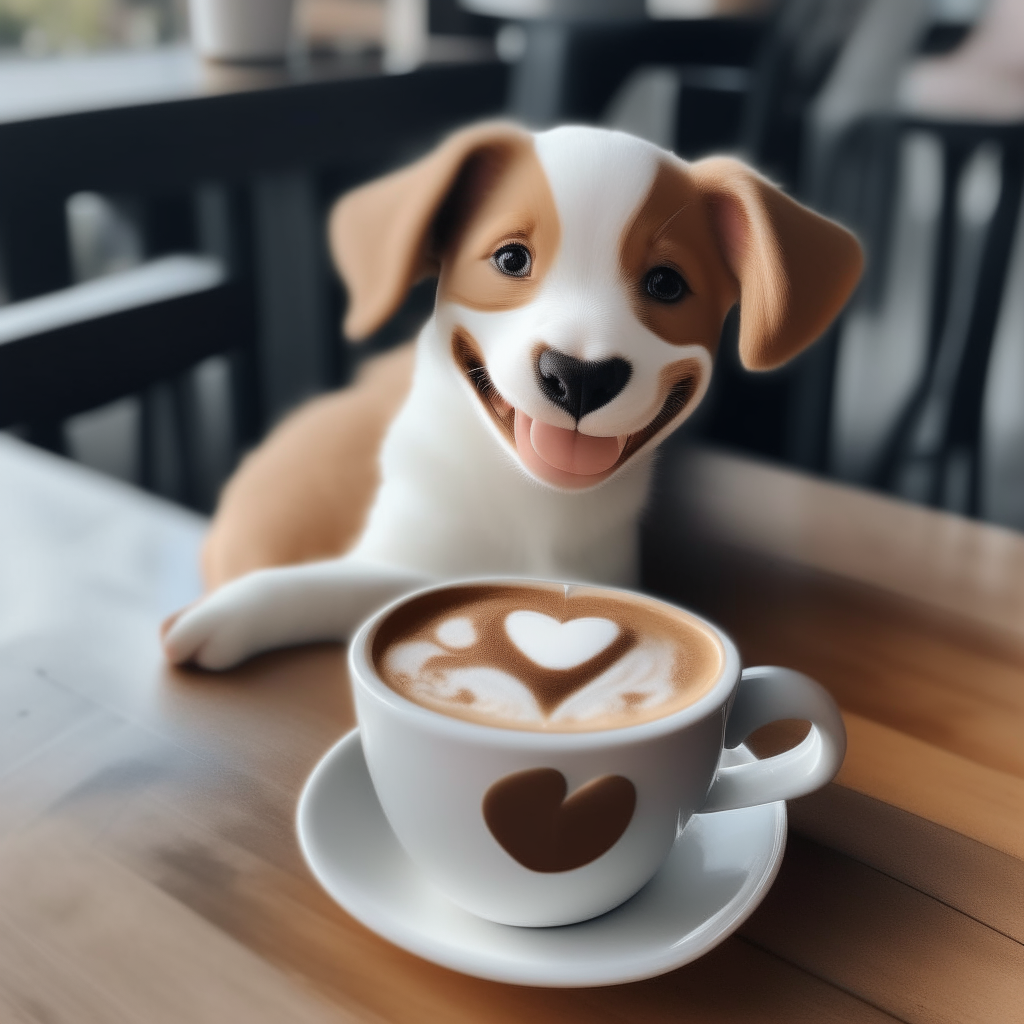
[
  {"x1": 384, "y1": 0, "x2": 428, "y2": 73},
  {"x1": 189, "y1": 0, "x2": 296, "y2": 63}
]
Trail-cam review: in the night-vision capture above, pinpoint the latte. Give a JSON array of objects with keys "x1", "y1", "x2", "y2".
[{"x1": 370, "y1": 582, "x2": 723, "y2": 731}]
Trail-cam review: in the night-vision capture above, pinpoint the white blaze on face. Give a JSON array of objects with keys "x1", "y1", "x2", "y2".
[
  {"x1": 533, "y1": 126, "x2": 661, "y2": 306},
  {"x1": 475, "y1": 129, "x2": 664, "y2": 435}
]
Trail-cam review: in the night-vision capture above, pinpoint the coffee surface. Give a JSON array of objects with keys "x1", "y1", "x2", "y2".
[{"x1": 371, "y1": 583, "x2": 723, "y2": 731}]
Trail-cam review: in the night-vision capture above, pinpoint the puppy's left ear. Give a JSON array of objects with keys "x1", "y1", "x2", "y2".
[{"x1": 691, "y1": 157, "x2": 864, "y2": 371}]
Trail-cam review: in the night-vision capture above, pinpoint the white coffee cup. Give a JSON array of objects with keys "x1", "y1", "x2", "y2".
[
  {"x1": 189, "y1": 0, "x2": 295, "y2": 62},
  {"x1": 349, "y1": 579, "x2": 846, "y2": 927}
]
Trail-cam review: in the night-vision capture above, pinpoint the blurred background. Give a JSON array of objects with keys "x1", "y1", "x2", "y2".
[{"x1": 1, "y1": 0, "x2": 1022, "y2": 529}]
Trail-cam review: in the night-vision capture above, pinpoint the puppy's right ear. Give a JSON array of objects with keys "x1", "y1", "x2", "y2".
[{"x1": 329, "y1": 121, "x2": 532, "y2": 341}]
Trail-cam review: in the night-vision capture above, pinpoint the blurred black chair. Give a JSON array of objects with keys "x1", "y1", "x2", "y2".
[
  {"x1": 0, "y1": 251, "x2": 253, "y2": 508},
  {"x1": 0, "y1": 58, "x2": 506, "y2": 510},
  {"x1": 506, "y1": 14, "x2": 766, "y2": 129},
  {"x1": 664, "y1": 2, "x2": 973, "y2": 468},
  {"x1": 789, "y1": 115, "x2": 1024, "y2": 517},
  {"x1": 492, "y1": 2, "x2": 873, "y2": 465},
  {"x1": 737, "y1": 0, "x2": 871, "y2": 189},
  {"x1": 644, "y1": 0, "x2": 878, "y2": 461},
  {"x1": 502, "y1": 0, "x2": 879, "y2": 175}
]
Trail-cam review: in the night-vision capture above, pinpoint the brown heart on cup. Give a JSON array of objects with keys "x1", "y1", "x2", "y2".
[{"x1": 482, "y1": 767, "x2": 636, "y2": 872}]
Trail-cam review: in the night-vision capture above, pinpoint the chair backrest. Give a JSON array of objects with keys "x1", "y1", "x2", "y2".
[
  {"x1": 0, "y1": 57, "x2": 507, "y2": 510},
  {"x1": 0, "y1": 253, "x2": 253, "y2": 507},
  {"x1": 600, "y1": 0, "x2": 894, "y2": 467},
  {"x1": 507, "y1": 15, "x2": 765, "y2": 127},
  {"x1": 739, "y1": 0, "x2": 872, "y2": 189},
  {"x1": 793, "y1": 115, "x2": 1024, "y2": 518}
]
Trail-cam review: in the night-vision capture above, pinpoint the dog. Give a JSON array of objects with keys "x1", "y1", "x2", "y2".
[{"x1": 163, "y1": 122, "x2": 862, "y2": 670}]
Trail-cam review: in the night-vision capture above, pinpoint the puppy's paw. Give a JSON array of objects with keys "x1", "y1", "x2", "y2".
[
  {"x1": 162, "y1": 590, "x2": 260, "y2": 670},
  {"x1": 160, "y1": 600, "x2": 196, "y2": 641}
]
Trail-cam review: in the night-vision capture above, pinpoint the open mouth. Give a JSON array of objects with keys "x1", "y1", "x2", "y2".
[{"x1": 453, "y1": 328, "x2": 698, "y2": 489}]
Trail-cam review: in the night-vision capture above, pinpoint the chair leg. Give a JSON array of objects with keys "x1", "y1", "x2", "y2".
[
  {"x1": 141, "y1": 384, "x2": 184, "y2": 502},
  {"x1": 785, "y1": 323, "x2": 840, "y2": 473},
  {"x1": 140, "y1": 387, "x2": 159, "y2": 494},
  {"x1": 172, "y1": 374, "x2": 199, "y2": 511},
  {"x1": 943, "y1": 141, "x2": 1024, "y2": 514},
  {"x1": 25, "y1": 420, "x2": 66, "y2": 455},
  {"x1": 871, "y1": 133, "x2": 1024, "y2": 517},
  {"x1": 870, "y1": 138, "x2": 970, "y2": 498}
]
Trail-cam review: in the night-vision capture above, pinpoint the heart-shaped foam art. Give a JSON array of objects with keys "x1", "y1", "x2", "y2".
[{"x1": 504, "y1": 611, "x2": 619, "y2": 670}]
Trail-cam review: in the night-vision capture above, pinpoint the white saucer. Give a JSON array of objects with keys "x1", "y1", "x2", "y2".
[{"x1": 297, "y1": 730, "x2": 786, "y2": 988}]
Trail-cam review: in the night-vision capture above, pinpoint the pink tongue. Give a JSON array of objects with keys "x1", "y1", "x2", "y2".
[{"x1": 527, "y1": 416, "x2": 621, "y2": 476}]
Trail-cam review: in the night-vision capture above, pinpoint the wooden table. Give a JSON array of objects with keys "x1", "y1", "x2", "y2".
[{"x1": 1, "y1": 434, "x2": 1021, "y2": 1022}]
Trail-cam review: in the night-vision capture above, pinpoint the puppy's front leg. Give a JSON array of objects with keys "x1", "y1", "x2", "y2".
[{"x1": 162, "y1": 558, "x2": 430, "y2": 670}]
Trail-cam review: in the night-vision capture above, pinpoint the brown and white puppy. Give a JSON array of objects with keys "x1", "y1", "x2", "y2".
[{"x1": 165, "y1": 123, "x2": 862, "y2": 669}]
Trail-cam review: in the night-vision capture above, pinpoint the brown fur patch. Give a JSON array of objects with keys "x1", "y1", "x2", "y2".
[
  {"x1": 202, "y1": 344, "x2": 416, "y2": 589},
  {"x1": 329, "y1": 123, "x2": 548, "y2": 340},
  {"x1": 618, "y1": 358, "x2": 704, "y2": 463},
  {"x1": 436, "y1": 136, "x2": 560, "y2": 311},
  {"x1": 619, "y1": 161, "x2": 738, "y2": 353},
  {"x1": 451, "y1": 327, "x2": 515, "y2": 441}
]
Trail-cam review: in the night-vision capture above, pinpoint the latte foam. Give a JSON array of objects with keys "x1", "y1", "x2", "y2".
[{"x1": 371, "y1": 583, "x2": 723, "y2": 732}]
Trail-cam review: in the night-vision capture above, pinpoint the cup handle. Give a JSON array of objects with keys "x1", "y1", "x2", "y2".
[{"x1": 700, "y1": 666, "x2": 847, "y2": 813}]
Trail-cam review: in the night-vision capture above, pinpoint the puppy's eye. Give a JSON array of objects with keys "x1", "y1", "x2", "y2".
[
  {"x1": 492, "y1": 243, "x2": 532, "y2": 278},
  {"x1": 644, "y1": 266, "x2": 688, "y2": 303}
]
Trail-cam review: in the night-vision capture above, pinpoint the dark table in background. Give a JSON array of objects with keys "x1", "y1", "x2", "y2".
[
  {"x1": 0, "y1": 42, "x2": 507, "y2": 296},
  {"x1": 0, "y1": 44, "x2": 509, "y2": 443}
]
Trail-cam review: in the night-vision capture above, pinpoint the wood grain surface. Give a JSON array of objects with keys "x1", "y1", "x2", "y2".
[
  {"x1": 1, "y1": 435, "x2": 1022, "y2": 1022},
  {"x1": 645, "y1": 443, "x2": 1024, "y2": 961}
]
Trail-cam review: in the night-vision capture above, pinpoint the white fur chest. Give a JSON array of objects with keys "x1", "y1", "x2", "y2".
[{"x1": 352, "y1": 317, "x2": 653, "y2": 585}]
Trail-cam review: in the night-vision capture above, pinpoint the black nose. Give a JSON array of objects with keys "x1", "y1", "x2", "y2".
[{"x1": 537, "y1": 350, "x2": 632, "y2": 422}]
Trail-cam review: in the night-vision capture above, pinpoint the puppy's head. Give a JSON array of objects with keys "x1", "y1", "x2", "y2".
[{"x1": 330, "y1": 123, "x2": 862, "y2": 489}]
